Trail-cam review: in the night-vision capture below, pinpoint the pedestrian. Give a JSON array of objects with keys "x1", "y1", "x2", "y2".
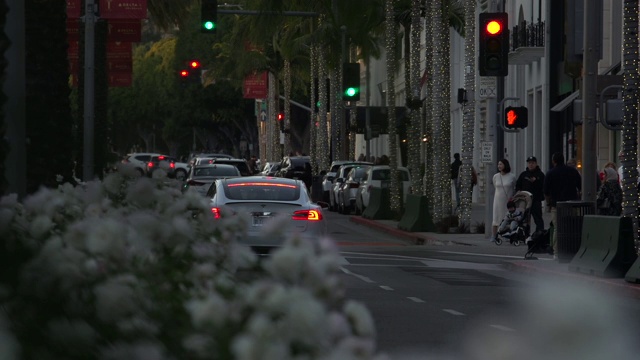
[
  {"x1": 491, "y1": 158, "x2": 516, "y2": 242},
  {"x1": 543, "y1": 152, "x2": 582, "y2": 259},
  {"x1": 450, "y1": 153, "x2": 462, "y2": 208},
  {"x1": 596, "y1": 167, "x2": 622, "y2": 216},
  {"x1": 247, "y1": 156, "x2": 258, "y2": 175},
  {"x1": 515, "y1": 156, "x2": 545, "y2": 232}
]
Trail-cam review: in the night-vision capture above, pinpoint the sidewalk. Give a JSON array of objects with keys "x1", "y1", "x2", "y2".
[{"x1": 348, "y1": 202, "x2": 640, "y2": 299}]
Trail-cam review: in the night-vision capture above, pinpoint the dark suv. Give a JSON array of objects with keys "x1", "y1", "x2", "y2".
[
  {"x1": 209, "y1": 158, "x2": 253, "y2": 176},
  {"x1": 276, "y1": 156, "x2": 312, "y2": 188}
]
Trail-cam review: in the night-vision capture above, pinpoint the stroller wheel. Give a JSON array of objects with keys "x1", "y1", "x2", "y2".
[
  {"x1": 494, "y1": 237, "x2": 502, "y2": 246},
  {"x1": 512, "y1": 239, "x2": 521, "y2": 246}
]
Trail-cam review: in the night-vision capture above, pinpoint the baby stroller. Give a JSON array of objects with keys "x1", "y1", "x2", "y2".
[
  {"x1": 494, "y1": 191, "x2": 533, "y2": 246},
  {"x1": 524, "y1": 228, "x2": 553, "y2": 259}
]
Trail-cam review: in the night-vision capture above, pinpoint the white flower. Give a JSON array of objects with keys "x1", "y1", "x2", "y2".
[
  {"x1": 94, "y1": 275, "x2": 139, "y2": 322},
  {"x1": 103, "y1": 173, "x2": 125, "y2": 195},
  {"x1": 182, "y1": 333, "x2": 213, "y2": 357},
  {"x1": 0, "y1": 313, "x2": 20, "y2": 360},
  {"x1": 28, "y1": 214, "x2": 54, "y2": 239},
  {"x1": 117, "y1": 316, "x2": 159, "y2": 336},
  {"x1": 47, "y1": 318, "x2": 97, "y2": 350},
  {"x1": 100, "y1": 341, "x2": 167, "y2": 360},
  {"x1": 231, "y1": 332, "x2": 289, "y2": 360},
  {"x1": 344, "y1": 301, "x2": 376, "y2": 338},
  {"x1": 0, "y1": 208, "x2": 15, "y2": 234},
  {"x1": 185, "y1": 293, "x2": 228, "y2": 328},
  {"x1": 125, "y1": 178, "x2": 157, "y2": 208},
  {"x1": 83, "y1": 217, "x2": 127, "y2": 257}
]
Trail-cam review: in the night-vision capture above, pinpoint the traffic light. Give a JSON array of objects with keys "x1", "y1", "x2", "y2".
[
  {"x1": 277, "y1": 112, "x2": 284, "y2": 131},
  {"x1": 479, "y1": 12, "x2": 509, "y2": 76},
  {"x1": 504, "y1": 106, "x2": 528, "y2": 129},
  {"x1": 201, "y1": 0, "x2": 218, "y2": 34},
  {"x1": 342, "y1": 63, "x2": 360, "y2": 101},
  {"x1": 277, "y1": 112, "x2": 284, "y2": 121}
]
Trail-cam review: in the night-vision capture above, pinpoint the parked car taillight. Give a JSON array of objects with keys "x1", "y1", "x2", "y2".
[
  {"x1": 292, "y1": 209, "x2": 322, "y2": 221},
  {"x1": 147, "y1": 162, "x2": 154, "y2": 168},
  {"x1": 211, "y1": 207, "x2": 221, "y2": 219},
  {"x1": 349, "y1": 182, "x2": 359, "y2": 189},
  {"x1": 170, "y1": 162, "x2": 175, "y2": 169}
]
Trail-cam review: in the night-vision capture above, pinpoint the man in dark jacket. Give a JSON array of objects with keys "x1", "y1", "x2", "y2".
[
  {"x1": 516, "y1": 156, "x2": 545, "y2": 232},
  {"x1": 450, "y1": 153, "x2": 462, "y2": 208},
  {"x1": 543, "y1": 152, "x2": 582, "y2": 259}
]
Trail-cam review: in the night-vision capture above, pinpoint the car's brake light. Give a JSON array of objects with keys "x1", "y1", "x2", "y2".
[
  {"x1": 170, "y1": 163, "x2": 175, "y2": 168},
  {"x1": 228, "y1": 182, "x2": 296, "y2": 189},
  {"x1": 147, "y1": 162, "x2": 154, "y2": 167},
  {"x1": 158, "y1": 155, "x2": 165, "y2": 160},
  {"x1": 292, "y1": 209, "x2": 323, "y2": 221},
  {"x1": 211, "y1": 207, "x2": 221, "y2": 219}
]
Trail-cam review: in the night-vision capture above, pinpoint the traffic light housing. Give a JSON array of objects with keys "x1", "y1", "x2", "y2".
[
  {"x1": 201, "y1": 0, "x2": 218, "y2": 34},
  {"x1": 342, "y1": 63, "x2": 360, "y2": 101},
  {"x1": 479, "y1": 12, "x2": 509, "y2": 76},
  {"x1": 504, "y1": 106, "x2": 528, "y2": 129}
]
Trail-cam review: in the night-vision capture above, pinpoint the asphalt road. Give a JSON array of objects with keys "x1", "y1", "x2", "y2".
[{"x1": 325, "y1": 211, "x2": 640, "y2": 359}]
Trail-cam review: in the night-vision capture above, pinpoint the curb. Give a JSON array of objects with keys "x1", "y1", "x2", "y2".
[
  {"x1": 349, "y1": 216, "x2": 475, "y2": 247},
  {"x1": 506, "y1": 261, "x2": 640, "y2": 300}
]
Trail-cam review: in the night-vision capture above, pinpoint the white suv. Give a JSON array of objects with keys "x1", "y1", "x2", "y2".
[
  {"x1": 321, "y1": 160, "x2": 372, "y2": 203},
  {"x1": 121, "y1": 153, "x2": 160, "y2": 176},
  {"x1": 355, "y1": 165, "x2": 411, "y2": 214}
]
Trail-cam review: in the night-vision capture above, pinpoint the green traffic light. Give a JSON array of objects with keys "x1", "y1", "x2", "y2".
[
  {"x1": 204, "y1": 21, "x2": 216, "y2": 30},
  {"x1": 345, "y1": 87, "x2": 357, "y2": 97}
]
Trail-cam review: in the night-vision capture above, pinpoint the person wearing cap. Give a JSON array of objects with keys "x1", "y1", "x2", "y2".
[{"x1": 516, "y1": 156, "x2": 545, "y2": 232}]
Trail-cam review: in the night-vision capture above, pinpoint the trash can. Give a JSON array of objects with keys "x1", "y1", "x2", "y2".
[
  {"x1": 556, "y1": 201, "x2": 596, "y2": 263},
  {"x1": 310, "y1": 175, "x2": 323, "y2": 202}
]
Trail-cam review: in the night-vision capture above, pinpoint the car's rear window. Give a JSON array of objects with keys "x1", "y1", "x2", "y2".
[
  {"x1": 372, "y1": 169, "x2": 389, "y2": 181},
  {"x1": 352, "y1": 167, "x2": 368, "y2": 179},
  {"x1": 194, "y1": 166, "x2": 239, "y2": 177},
  {"x1": 223, "y1": 182, "x2": 301, "y2": 201}
]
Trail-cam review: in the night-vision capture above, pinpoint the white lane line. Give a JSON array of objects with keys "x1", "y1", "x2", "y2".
[
  {"x1": 407, "y1": 297, "x2": 425, "y2": 303},
  {"x1": 380, "y1": 285, "x2": 394, "y2": 291},
  {"x1": 490, "y1": 324, "x2": 515, "y2": 332},
  {"x1": 340, "y1": 267, "x2": 375, "y2": 283},
  {"x1": 442, "y1": 309, "x2": 465, "y2": 316}
]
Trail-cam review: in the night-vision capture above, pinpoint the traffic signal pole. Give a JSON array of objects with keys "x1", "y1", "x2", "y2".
[{"x1": 82, "y1": 0, "x2": 96, "y2": 181}]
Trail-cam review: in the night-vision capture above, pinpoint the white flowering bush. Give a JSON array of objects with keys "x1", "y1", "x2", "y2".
[{"x1": 0, "y1": 166, "x2": 386, "y2": 360}]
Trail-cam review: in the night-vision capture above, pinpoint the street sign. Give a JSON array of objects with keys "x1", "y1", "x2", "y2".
[
  {"x1": 478, "y1": 77, "x2": 497, "y2": 99},
  {"x1": 481, "y1": 141, "x2": 493, "y2": 163}
]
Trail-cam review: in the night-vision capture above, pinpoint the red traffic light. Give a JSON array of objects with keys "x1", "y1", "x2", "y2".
[
  {"x1": 485, "y1": 20, "x2": 503, "y2": 35},
  {"x1": 277, "y1": 113, "x2": 284, "y2": 121},
  {"x1": 189, "y1": 60, "x2": 201, "y2": 69},
  {"x1": 179, "y1": 70, "x2": 189, "y2": 77}
]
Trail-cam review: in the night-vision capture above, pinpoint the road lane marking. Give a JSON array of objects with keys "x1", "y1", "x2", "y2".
[
  {"x1": 442, "y1": 309, "x2": 465, "y2": 316},
  {"x1": 407, "y1": 297, "x2": 425, "y2": 303},
  {"x1": 380, "y1": 285, "x2": 394, "y2": 291},
  {"x1": 340, "y1": 267, "x2": 375, "y2": 283},
  {"x1": 490, "y1": 324, "x2": 515, "y2": 332}
]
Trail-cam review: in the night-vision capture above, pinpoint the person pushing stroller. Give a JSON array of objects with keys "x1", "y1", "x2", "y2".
[{"x1": 497, "y1": 200, "x2": 523, "y2": 239}]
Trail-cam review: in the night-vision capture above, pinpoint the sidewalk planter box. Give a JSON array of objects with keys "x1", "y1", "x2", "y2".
[
  {"x1": 398, "y1": 194, "x2": 436, "y2": 232},
  {"x1": 556, "y1": 201, "x2": 595, "y2": 263}
]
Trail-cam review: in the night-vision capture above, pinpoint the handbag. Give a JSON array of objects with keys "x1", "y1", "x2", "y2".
[{"x1": 598, "y1": 198, "x2": 611, "y2": 209}]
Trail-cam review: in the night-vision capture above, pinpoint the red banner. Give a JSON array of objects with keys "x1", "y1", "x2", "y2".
[
  {"x1": 243, "y1": 72, "x2": 268, "y2": 99},
  {"x1": 99, "y1": 0, "x2": 147, "y2": 19},
  {"x1": 109, "y1": 72, "x2": 132, "y2": 87},
  {"x1": 67, "y1": 0, "x2": 81, "y2": 18},
  {"x1": 107, "y1": 19, "x2": 142, "y2": 42},
  {"x1": 108, "y1": 59, "x2": 132, "y2": 72},
  {"x1": 66, "y1": 19, "x2": 80, "y2": 41},
  {"x1": 106, "y1": 42, "x2": 132, "y2": 61},
  {"x1": 68, "y1": 40, "x2": 79, "y2": 60}
]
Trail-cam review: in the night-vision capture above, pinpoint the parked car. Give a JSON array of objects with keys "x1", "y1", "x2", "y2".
[
  {"x1": 322, "y1": 161, "x2": 372, "y2": 203},
  {"x1": 336, "y1": 165, "x2": 371, "y2": 214},
  {"x1": 355, "y1": 165, "x2": 411, "y2": 214},
  {"x1": 187, "y1": 153, "x2": 233, "y2": 167},
  {"x1": 206, "y1": 176, "x2": 327, "y2": 252},
  {"x1": 209, "y1": 158, "x2": 253, "y2": 176},
  {"x1": 276, "y1": 156, "x2": 312, "y2": 188},
  {"x1": 121, "y1": 152, "x2": 161, "y2": 176},
  {"x1": 329, "y1": 163, "x2": 369, "y2": 212},
  {"x1": 182, "y1": 164, "x2": 241, "y2": 196}
]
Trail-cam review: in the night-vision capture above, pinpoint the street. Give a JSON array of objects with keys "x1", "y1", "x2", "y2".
[{"x1": 326, "y1": 211, "x2": 640, "y2": 358}]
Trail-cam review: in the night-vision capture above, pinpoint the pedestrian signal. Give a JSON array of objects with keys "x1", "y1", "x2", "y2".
[{"x1": 504, "y1": 106, "x2": 528, "y2": 129}]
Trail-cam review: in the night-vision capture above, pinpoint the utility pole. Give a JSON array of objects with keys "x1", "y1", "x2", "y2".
[
  {"x1": 581, "y1": 0, "x2": 598, "y2": 201},
  {"x1": 82, "y1": 0, "x2": 96, "y2": 181}
]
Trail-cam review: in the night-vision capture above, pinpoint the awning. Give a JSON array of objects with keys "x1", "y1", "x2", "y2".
[{"x1": 550, "y1": 90, "x2": 579, "y2": 112}]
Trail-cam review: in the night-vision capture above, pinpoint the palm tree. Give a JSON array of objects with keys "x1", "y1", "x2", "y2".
[
  {"x1": 385, "y1": 0, "x2": 402, "y2": 214},
  {"x1": 622, "y1": 0, "x2": 639, "y2": 247},
  {"x1": 457, "y1": 0, "x2": 476, "y2": 231}
]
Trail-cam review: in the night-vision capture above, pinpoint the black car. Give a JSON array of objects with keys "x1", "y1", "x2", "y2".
[{"x1": 277, "y1": 156, "x2": 312, "y2": 188}]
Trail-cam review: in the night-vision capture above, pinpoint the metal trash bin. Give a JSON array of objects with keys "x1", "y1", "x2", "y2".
[
  {"x1": 310, "y1": 175, "x2": 323, "y2": 202},
  {"x1": 556, "y1": 201, "x2": 596, "y2": 263}
]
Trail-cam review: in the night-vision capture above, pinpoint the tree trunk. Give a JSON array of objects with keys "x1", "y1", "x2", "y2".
[{"x1": 386, "y1": 0, "x2": 401, "y2": 215}]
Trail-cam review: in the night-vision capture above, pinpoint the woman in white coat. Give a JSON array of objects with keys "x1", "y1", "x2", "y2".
[{"x1": 492, "y1": 158, "x2": 516, "y2": 241}]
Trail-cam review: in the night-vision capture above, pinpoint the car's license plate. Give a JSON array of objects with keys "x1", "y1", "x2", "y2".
[{"x1": 252, "y1": 216, "x2": 265, "y2": 226}]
